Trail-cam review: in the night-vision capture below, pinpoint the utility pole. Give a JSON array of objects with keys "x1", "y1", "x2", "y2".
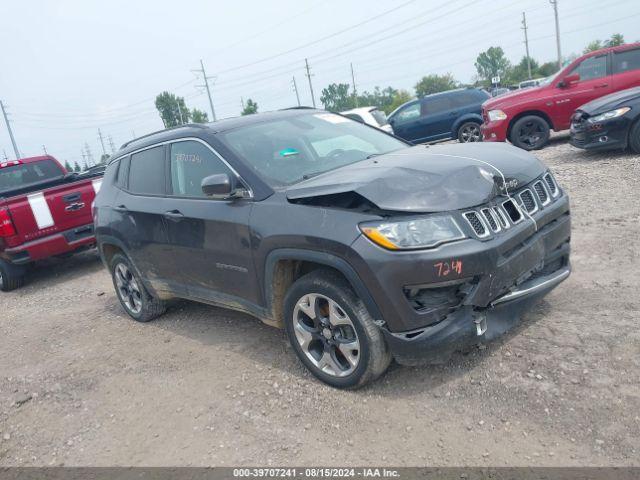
[
  {"x1": 304, "y1": 58, "x2": 316, "y2": 108},
  {"x1": 42, "y1": 145, "x2": 48, "y2": 155},
  {"x1": 84, "y1": 142, "x2": 94, "y2": 167},
  {"x1": 131, "y1": 130, "x2": 136, "y2": 140},
  {"x1": 81, "y1": 149, "x2": 88, "y2": 169},
  {"x1": 350, "y1": 63, "x2": 358, "y2": 107},
  {"x1": 241, "y1": 97, "x2": 245, "y2": 111},
  {"x1": 522, "y1": 12, "x2": 532, "y2": 80},
  {"x1": 550, "y1": 0, "x2": 562, "y2": 71},
  {"x1": 0, "y1": 100, "x2": 20, "y2": 159},
  {"x1": 177, "y1": 101, "x2": 184, "y2": 125},
  {"x1": 194, "y1": 59, "x2": 217, "y2": 121},
  {"x1": 2, "y1": 150, "x2": 8, "y2": 161},
  {"x1": 292, "y1": 76, "x2": 301, "y2": 106},
  {"x1": 97, "y1": 129, "x2": 107, "y2": 156},
  {"x1": 108, "y1": 135, "x2": 116, "y2": 154}
]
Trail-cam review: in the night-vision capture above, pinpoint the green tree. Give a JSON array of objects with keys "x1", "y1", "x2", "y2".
[
  {"x1": 320, "y1": 83, "x2": 355, "y2": 111},
  {"x1": 64, "y1": 161, "x2": 72, "y2": 172},
  {"x1": 584, "y1": 39, "x2": 604, "y2": 53},
  {"x1": 241, "y1": 98, "x2": 258, "y2": 115},
  {"x1": 414, "y1": 73, "x2": 458, "y2": 97},
  {"x1": 508, "y1": 56, "x2": 541, "y2": 83},
  {"x1": 73, "y1": 162, "x2": 81, "y2": 173},
  {"x1": 155, "y1": 91, "x2": 191, "y2": 127},
  {"x1": 605, "y1": 33, "x2": 625, "y2": 47},
  {"x1": 386, "y1": 89, "x2": 413, "y2": 114},
  {"x1": 357, "y1": 86, "x2": 400, "y2": 114},
  {"x1": 475, "y1": 47, "x2": 511, "y2": 86},
  {"x1": 191, "y1": 108, "x2": 209, "y2": 123},
  {"x1": 538, "y1": 61, "x2": 560, "y2": 78}
]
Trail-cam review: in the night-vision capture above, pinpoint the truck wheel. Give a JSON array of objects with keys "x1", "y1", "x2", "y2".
[
  {"x1": 110, "y1": 253, "x2": 166, "y2": 322},
  {"x1": 283, "y1": 269, "x2": 391, "y2": 389},
  {"x1": 629, "y1": 119, "x2": 640, "y2": 154},
  {"x1": 457, "y1": 121, "x2": 482, "y2": 143},
  {"x1": 509, "y1": 115, "x2": 550, "y2": 150},
  {"x1": 0, "y1": 260, "x2": 25, "y2": 292}
]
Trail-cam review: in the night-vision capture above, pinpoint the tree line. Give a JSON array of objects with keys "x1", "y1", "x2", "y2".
[{"x1": 151, "y1": 33, "x2": 631, "y2": 121}]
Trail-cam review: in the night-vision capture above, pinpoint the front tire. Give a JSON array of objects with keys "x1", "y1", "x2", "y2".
[
  {"x1": 283, "y1": 270, "x2": 391, "y2": 389},
  {"x1": 110, "y1": 253, "x2": 165, "y2": 322},
  {"x1": 509, "y1": 115, "x2": 550, "y2": 150},
  {"x1": 457, "y1": 121, "x2": 482, "y2": 143},
  {"x1": 0, "y1": 260, "x2": 25, "y2": 292}
]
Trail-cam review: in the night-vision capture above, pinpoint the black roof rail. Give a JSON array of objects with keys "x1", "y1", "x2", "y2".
[
  {"x1": 279, "y1": 106, "x2": 316, "y2": 111},
  {"x1": 119, "y1": 123, "x2": 209, "y2": 150}
]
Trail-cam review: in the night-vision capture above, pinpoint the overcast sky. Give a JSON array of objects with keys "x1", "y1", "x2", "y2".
[{"x1": 1, "y1": 0, "x2": 638, "y2": 166}]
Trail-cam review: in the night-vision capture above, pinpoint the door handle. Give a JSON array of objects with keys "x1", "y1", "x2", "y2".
[
  {"x1": 594, "y1": 83, "x2": 609, "y2": 88},
  {"x1": 163, "y1": 210, "x2": 184, "y2": 221},
  {"x1": 113, "y1": 205, "x2": 128, "y2": 212}
]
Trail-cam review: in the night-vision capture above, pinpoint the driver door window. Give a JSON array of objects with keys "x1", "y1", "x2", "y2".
[
  {"x1": 394, "y1": 103, "x2": 420, "y2": 124},
  {"x1": 169, "y1": 140, "x2": 233, "y2": 198}
]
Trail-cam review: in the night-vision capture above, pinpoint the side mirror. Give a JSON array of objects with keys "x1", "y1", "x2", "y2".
[
  {"x1": 201, "y1": 173, "x2": 238, "y2": 199},
  {"x1": 559, "y1": 74, "x2": 580, "y2": 88}
]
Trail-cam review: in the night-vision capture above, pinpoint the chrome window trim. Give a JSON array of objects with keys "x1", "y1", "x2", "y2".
[
  {"x1": 463, "y1": 211, "x2": 490, "y2": 239},
  {"x1": 111, "y1": 137, "x2": 253, "y2": 199}
]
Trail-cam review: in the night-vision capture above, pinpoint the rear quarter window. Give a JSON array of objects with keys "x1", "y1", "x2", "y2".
[{"x1": 128, "y1": 146, "x2": 166, "y2": 195}]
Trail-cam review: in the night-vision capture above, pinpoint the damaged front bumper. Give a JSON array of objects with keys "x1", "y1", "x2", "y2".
[{"x1": 347, "y1": 181, "x2": 571, "y2": 365}]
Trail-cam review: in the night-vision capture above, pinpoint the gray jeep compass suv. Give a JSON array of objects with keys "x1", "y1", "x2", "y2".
[{"x1": 94, "y1": 108, "x2": 571, "y2": 388}]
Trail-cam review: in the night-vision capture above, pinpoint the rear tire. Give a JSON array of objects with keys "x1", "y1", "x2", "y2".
[
  {"x1": 0, "y1": 260, "x2": 25, "y2": 292},
  {"x1": 283, "y1": 269, "x2": 391, "y2": 389},
  {"x1": 629, "y1": 119, "x2": 640, "y2": 154},
  {"x1": 509, "y1": 115, "x2": 550, "y2": 150},
  {"x1": 109, "y1": 253, "x2": 166, "y2": 322},
  {"x1": 457, "y1": 121, "x2": 482, "y2": 143}
]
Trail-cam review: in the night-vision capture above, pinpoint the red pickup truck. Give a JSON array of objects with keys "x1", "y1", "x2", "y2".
[
  {"x1": 0, "y1": 155, "x2": 104, "y2": 291},
  {"x1": 481, "y1": 42, "x2": 640, "y2": 150}
]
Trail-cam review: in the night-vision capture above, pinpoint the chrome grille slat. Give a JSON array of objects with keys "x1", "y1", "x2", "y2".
[
  {"x1": 544, "y1": 173, "x2": 559, "y2": 197},
  {"x1": 533, "y1": 181, "x2": 550, "y2": 206},
  {"x1": 463, "y1": 211, "x2": 489, "y2": 238},
  {"x1": 481, "y1": 208, "x2": 500, "y2": 232},
  {"x1": 519, "y1": 189, "x2": 538, "y2": 214}
]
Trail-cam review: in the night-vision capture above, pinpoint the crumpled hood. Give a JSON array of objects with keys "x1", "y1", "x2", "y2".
[
  {"x1": 286, "y1": 142, "x2": 546, "y2": 213},
  {"x1": 577, "y1": 86, "x2": 640, "y2": 115}
]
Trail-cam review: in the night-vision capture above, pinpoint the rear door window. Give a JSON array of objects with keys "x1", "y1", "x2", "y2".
[
  {"x1": 421, "y1": 95, "x2": 453, "y2": 115},
  {"x1": 169, "y1": 140, "x2": 233, "y2": 198},
  {"x1": 128, "y1": 146, "x2": 166, "y2": 196},
  {"x1": 570, "y1": 54, "x2": 608, "y2": 81},
  {"x1": 613, "y1": 48, "x2": 640, "y2": 74}
]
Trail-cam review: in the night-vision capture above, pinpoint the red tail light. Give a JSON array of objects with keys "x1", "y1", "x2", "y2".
[{"x1": 0, "y1": 208, "x2": 16, "y2": 237}]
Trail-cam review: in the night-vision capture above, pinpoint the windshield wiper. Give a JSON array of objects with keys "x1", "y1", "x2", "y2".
[
  {"x1": 301, "y1": 171, "x2": 324, "y2": 180},
  {"x1": 366, "y1": 153, "x2": 381, "y2": 159}
]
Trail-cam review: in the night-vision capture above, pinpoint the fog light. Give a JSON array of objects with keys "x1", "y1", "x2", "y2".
[
  {"x1": 598, "y1": 136, "x2": 608, "y2": 143},
  {"x1": 491, "y1": 133, "x2": 497, "y2": 138}
]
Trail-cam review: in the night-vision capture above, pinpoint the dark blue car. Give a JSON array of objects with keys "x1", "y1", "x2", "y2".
[{"x1": 388, "y1": 88, "x2": 490, "y2": 144}]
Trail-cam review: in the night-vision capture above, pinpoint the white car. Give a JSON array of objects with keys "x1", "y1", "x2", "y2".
[{"x1": 341, "y1": 106, "x2": 394, "y2": 134}]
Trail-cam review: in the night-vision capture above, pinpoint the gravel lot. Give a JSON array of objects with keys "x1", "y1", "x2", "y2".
[{"x1": 1, "y1": 135, "x2": 639, "y2": 467}]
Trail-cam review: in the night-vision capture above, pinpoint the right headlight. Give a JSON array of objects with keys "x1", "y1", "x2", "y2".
[
  {"x1": 588, "y1": 107, "x2": 630, "y2": 123},
  {"x1": 488, "y1": 109, "x2": 508, "y2": 122},
  {"x1": 360, "y1": 216, "x2": 466, "y2": 250}
]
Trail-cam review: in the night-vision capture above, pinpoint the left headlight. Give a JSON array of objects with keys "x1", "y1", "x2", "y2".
[
  {"x1": 360, "y1": 216, "x2": 466, "y2": 250},
  {"x1": 588, "y1": 107, "x2": 630, "y2": 123}
]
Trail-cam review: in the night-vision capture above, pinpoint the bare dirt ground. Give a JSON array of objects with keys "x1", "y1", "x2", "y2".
[{"x1": 1, "y1": 136, "x2": 639, "y2": 467}]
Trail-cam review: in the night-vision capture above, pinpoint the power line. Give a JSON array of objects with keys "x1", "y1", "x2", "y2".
[{"x1": 1, "y1": 100, "x2": 21, "y2": 159}]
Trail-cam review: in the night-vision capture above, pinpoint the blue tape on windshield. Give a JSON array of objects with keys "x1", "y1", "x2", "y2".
[{"x1": 279, "y1": 148, "x2": 299, "y2": 157}]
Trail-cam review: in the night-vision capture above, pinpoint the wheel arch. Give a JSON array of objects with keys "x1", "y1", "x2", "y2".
[
  {"x1": 452, "y1": 113, "x2": 483, "y2": 135},
  {"x1": 263, "y1": 249, "x2": 383, "y2": 329}
]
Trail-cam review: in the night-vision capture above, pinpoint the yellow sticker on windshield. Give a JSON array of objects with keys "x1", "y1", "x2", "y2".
[{"x1": 314, "y1": 113, "x2": 350, "y2": 124}]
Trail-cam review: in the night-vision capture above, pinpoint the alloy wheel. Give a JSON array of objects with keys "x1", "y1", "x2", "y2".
[
  {"x1": 292, "y1": 293, "x2": 360, "y2": 377},
  {"x1": 0, "y1": 270, "x2": 4, "y2": 290},
  {"x1": 517, "y1": 121, "x2": 545, "y2": 148},
  {"x1": 460, "y1": 123, "x2": 481, "y2": 142},
  {"x1": 114, "y1": 263, "x2": 143, "y2": 314}
]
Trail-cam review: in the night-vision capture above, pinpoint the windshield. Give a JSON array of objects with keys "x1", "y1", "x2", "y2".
[
  {"x1": 220, "y1": 112, "x2": 406, "y2": 186},
  {"x1": 0, "y1": 160, "x2": 64, "y2": 194}
]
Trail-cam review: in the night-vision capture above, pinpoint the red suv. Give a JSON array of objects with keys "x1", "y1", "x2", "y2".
[{"x1": 481, "y1": 42, "x2": 640, "y2": 150}]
